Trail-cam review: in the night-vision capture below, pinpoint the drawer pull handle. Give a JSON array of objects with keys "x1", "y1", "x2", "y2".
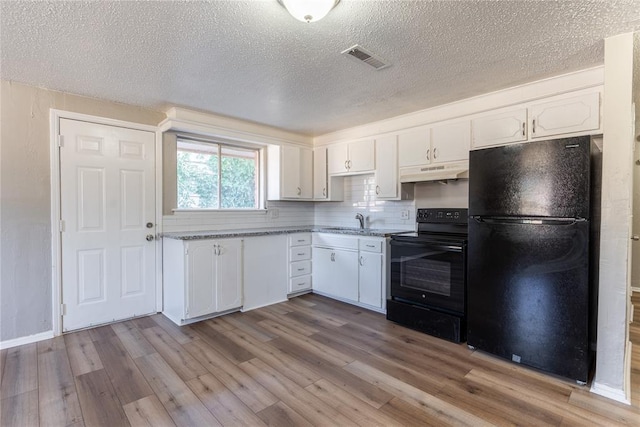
[
  {"x1": 366, "y1": 244, "x2": 375, "y2": 248},
  {"x1": 297, "y1": 252, "x2": 305, "y2": 256},
  {"x1": 297, "y1": 268, "x2": 305, "y2": 271}
]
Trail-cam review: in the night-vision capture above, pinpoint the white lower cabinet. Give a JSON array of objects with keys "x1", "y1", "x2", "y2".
[
  {"x1": 312, "y1": 233, "x2": 386, "y2": 311},
  {"x1": 163, "y1": 238, "x2": 243, "y2": 325}
]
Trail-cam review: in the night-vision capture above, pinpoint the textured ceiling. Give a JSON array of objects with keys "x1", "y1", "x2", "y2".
[{"x1": 2, "y1": 1, "x2": 640, "y2": 136}]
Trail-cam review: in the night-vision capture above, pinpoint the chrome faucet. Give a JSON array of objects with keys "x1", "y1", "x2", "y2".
[{"x1": 355, "y1": 213, "x2": 365, "y2": 229}]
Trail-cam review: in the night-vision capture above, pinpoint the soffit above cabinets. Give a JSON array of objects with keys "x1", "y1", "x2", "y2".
[{"x1": 2, "y1": 1, "x2": 640, "y2": 136}]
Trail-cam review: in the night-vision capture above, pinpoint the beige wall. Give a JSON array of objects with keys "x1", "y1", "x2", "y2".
[{"x1": 0, "y1": 80, "x2": 164, "y2": 342}]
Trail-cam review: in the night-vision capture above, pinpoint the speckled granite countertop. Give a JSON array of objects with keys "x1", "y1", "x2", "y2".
[{"x1": 161, "y1": 226, "x2": 413, "y2": 240}]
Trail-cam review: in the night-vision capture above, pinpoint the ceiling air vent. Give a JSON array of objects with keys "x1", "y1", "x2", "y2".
[{"x1": 341, "y1": 45, "x2": 390, "y2": 70}]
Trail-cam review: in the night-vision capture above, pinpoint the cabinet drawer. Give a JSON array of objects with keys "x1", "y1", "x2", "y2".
[
  {"x1": 359, "y1": 238, "x2": 383, "y2": 253},
  {"x1": 289, "y1": 233, "x2": 312, "y2": 246},
  {"x1": 313, "y1": 233, "x2": 359, "y2": 250},
  {"x1": 290, "y1": 246, "x2": 311, "y2": 262},
  {"x1": 290, "y1": 260, "x2": 311, "y2": 277},
  {"x1": 290, "y1": 275, "x2": 312, "y2": 293}
]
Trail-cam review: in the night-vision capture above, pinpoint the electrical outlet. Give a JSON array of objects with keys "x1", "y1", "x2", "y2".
[
  {"x1": 269, "y1": 208, "x2": 279, "y2": 219},
  {"x1": 400, "y1": 210, "x2": 410, "y2": 220}
]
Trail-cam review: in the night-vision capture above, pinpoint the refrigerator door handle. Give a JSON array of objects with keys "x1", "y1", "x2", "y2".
[{"x1": 472, "y1": 216, "x2": 583, "y2": 226}]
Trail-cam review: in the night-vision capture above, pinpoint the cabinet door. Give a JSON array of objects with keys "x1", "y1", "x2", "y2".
[
  {"x1": 529, "y1": 92, "x2": 600, "y2": 139},
  {"x1": 299, "y1": 147, "x2": 313, "y2": 199},
  {"x1": 348, "y1": 139, "x2": 375, "y2": 173},
  {"x1": 186, "y1": 241, "x2": 217, "y2": 319},
  {"x1": 398, "y1": 128, "x2": 430, "y2": 167},
  {"x1": 313, "y1": 148, "x2": 328, "y2": 199},
  {"x1": 472, "y1": 108, "x2": 527, "y2": 149},
  {"x1": 431, "y1": 121, "x2": 470, "y2": 163},
  {"x1": 359, "y1": 252, "x2": 382, "y2": 308},
  {"x1": 333, "y1": 249, "x2": 359, "y2": 302},
  {"x1": 375, "y1": 135, "x2": 398, "y2": 199},
  {"x1": 312, "y1": 247, "x2": 335, "y2": 295},
  {"x1": 216, "y1": 239, "x2": 243, "y2": 312},
  {"x1": 281, "y1": 146, "x2": 301, "y2": 198},
  {"x1": 327, "y1": 144, "x2": 349, "y2": 175}
]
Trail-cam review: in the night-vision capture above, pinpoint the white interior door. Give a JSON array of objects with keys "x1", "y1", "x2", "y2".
[{"x1": 60, "y1": 118, "x2": 156, "y2": 331}]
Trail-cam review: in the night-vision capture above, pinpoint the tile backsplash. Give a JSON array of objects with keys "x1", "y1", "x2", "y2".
[
  {"x1": 314, "y1": 174, "x2": 416, "y2": 230},
  {"x1": 162, "y1": 175, "x2": 469, "y2": 233}
]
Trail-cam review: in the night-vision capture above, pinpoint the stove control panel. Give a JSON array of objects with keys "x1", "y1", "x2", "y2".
[{"x1": 417, "y1": 208, "x2": 468, "y2": 224}]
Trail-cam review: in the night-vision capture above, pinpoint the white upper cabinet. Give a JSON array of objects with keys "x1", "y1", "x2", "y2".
[
  {"x1": 375, "y1": 135, "x2": 400, "y2": 199},
  {"x1": 313, "y1": 147, "x2": 328, "y2": 199},
  {"x1": 327, "y1": 139, "x2": 375, "y2": 175},
  {"x1": 398, "y1": 122, "x2": 469, "y2": 168},
  {"x1": 430, "y1": 121, "x2": 471, "y2": 163},
  {"x1": 472, "y1": 108, "x2": 528, "y2": 149},
  {"x1": 398, "y1": 128, "x2": 430, "y2": 168},
  {"x1": 268, "y1": 145, "x2": 313, "y2": 200},
  {"x1": 529, "y1": 92, "x2": 600, "y2": 139}
]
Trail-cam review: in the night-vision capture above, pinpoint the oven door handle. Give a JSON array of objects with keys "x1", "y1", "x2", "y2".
[{"x1": 391, "y1": 240, "x2": 463, "y2": 252}]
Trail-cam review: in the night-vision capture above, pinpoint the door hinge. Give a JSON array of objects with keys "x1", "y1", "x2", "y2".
[
  {"x1": 59, "y1": 220, "x2": 65, "y2": 232},
  {"x1": 60, "y1": 303, "x2": 66, "y2": 316},
  {"x1": 57, "y1": 135, "x2": 64, "y2": 147}
]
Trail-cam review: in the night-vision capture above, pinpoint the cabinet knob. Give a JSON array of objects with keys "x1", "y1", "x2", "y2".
[
  {"x1": 522, "y1": 122, "x2": 526, "y2": 137},
  {"x1": 426, "y1": 148, "x2": 430, "y2": 161},
  {"x1": 359, "y1": 256, "x2": 364, "y2": 266},
  {"x1": 323, "y1": 188, "x2": 326, "y2": 197},
  {"x1": 297, "y1": 187, "x2": 301, "y2": 196},
  {"x1": 532, "y1": 119, "x2": 536, "y2": 134},
  {"x1": 375, "y1": 185, "x2": 380, "y2": 195},
  {"x1": 344, "y1": 160, "x2": 348, "y2": 170},
  {"x1": 433, "y1": 147, "x2": 437, "y2": 159}
]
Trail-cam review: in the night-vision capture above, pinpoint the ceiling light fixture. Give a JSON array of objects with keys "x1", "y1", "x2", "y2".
[{"x1": 278, "y1": 0, "x2": 340, "y2": 23}]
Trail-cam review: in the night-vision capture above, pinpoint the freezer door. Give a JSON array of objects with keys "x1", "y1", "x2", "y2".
[
  {"x1": 469, "y1": 137, "x2": 591, "y2": 218},
  {"x1": 467, "y1": 218, "x2": 592, "y2": 382}
]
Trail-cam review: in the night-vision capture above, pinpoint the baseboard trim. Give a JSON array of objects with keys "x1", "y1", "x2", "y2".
[
  {"x1": 590, "y1": 381, "x2": 630, "y2": 405},
  {"x1": 0, "y1": 330, "x2": 55, "y2": 350}
]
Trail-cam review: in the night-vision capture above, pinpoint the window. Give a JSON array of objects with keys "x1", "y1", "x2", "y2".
[{"x1": 176, "y1": 138, "x2": 260, "y2": 209}]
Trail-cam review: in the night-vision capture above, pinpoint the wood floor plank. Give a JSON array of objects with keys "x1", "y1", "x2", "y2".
[
  {"x1": 183, "y1": 338, "x2": 278, "y2": 413},
  {"x1": 186, "y1": 373, "x2": 267, "y2": 426},
  {"x1": 135, "y1": 352, "x2": 221, "y2": 427},
  {"x1": 151, "y1": 314, "x2": 200, "y2": 345},
  {"x1": 568, "y1": 389, "x2": 640, "y2": 425},
  {"x1": 223, "y1": 311, "x2": 278, "y2": 342},
  {"x1": 257, "y1": 307, "x2": 320, "y2": 336},
  {"x1": 222, "y1": 327, "x2": 321, "y2": 387},
  {"x1": 257, "y1": 401, "x2": 313, "y2": 427},
  {"x1": 188, "y1": 322, "x2": 256, "y2": 364},
  {"x1": 465, "y1": 368, "x2": 612, "y2": 426},
  {"x1": 123, "y1": 394, "x2": 176, "y2": 427},
  {"x1": 37, "y1": 335, "x2": 67, "y2": 354},
  {"x1": 111, "y1": 321, "x2": 157, "y2": 358},
  {"x1": 268, "y1": 336, "x2": 393, "y2": 409},
  {"x1": 258, "y1": 319, "x2": 354, "y2": 366},
  {"x1": 88, "y1": 324, "x2": 118, "y2": 342},
  {"x1": 306, "y1": 378, "x2": 402, "y2": 427},
  {"x1": 130, "y1": 316, "x2": 159, "y2": 330},
  {"x1": 0, "y1": 389, "x2": 39, "y2": 427},
  {"x1": 0, "y1": 349, "x2": 6, "y2": 387},
  {"x1": 345, "y1": 359, "x2": 493, "y2": 427},
  {"x1": 38, "y1": 349, "x2": 84, "y2": 427},
  {"x1": 93, "y1": 336, "x2": 154, "y2": 405},
  {"x1": 75, "y1": 369, "x2": 130, "y2": 427},
  {"x1": 64, "y1": 330, "x2": 104, "y2": 376},
  {"x1": 281, "y1": 301, "x2": 348, "y2": 328},
  {"x1": 141, "y1": 326, "x2": 207, "y2": 381},
  {"x1": 0, "y1": 343, "x2": 38, "y2": 399},
  {"x1": 378, "y1": 397, "x2": 443, "y2": 427},
  {"x1": 203, "y1": 317, "x2": 236, "y2": 333},
  {"x1": 240, "y1": 358, "x2": 358, "y2": 426}
]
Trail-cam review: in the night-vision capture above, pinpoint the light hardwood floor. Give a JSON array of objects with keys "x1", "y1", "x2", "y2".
[
  {"x1": 2, "y1": 293, "x2": 640, "y2": 426},
  {"x1": 631, "y1": 291, "x2": 640, "y2": 408}
]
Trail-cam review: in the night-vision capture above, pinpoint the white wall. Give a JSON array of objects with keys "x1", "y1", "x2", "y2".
[{"x1": 592, "y1": 33, "x2": 635, "y2": 402}]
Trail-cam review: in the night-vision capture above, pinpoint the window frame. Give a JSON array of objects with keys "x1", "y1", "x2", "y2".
[{"x1": 172, "y1": 134, "x2": 266, "y2": 212}]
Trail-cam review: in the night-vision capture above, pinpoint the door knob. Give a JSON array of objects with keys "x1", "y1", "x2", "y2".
[
  {"x1": 146, "y1": 222, "x2": 154, "y2": 228},
  {"x1": 146, "y1": 234, "x2": 154, "y2": 241},
  {"x1": 632, "y1": 235, "x2": 640, "y2": 241}
]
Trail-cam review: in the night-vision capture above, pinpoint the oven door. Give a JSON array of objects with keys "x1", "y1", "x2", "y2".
[{"x1": 390, "y1": 238, "x2": 466, "y2": 314}]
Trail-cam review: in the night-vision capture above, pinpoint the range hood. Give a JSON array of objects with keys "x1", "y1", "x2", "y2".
[{"x1": 400, "y1": 160, "x2": 469, "y2": 183}]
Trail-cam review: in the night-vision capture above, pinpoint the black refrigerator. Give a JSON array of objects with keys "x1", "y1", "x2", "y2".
[{"x1": 467, "y1": 136, "x2": 601, "y2": 383}]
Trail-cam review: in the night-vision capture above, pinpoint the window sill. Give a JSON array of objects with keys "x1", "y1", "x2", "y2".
[{"x1": 171, "y1": 208, "x2": 267, "y2": 214}]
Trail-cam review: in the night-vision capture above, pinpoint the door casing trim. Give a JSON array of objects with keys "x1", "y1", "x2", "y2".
[{"x1": 50, "y1": 109, "x2": 161, "y2": 336}]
